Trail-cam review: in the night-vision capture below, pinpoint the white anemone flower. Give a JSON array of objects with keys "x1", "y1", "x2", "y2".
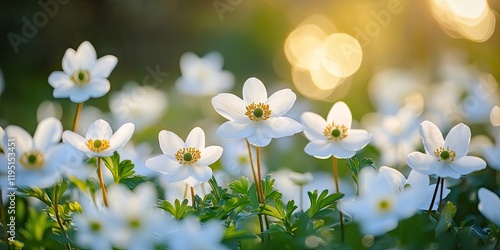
[
  {"x1": 73, "y1": 197, "x2": 116, "y2": 250},
  {"x1": 491, "y1": 106, "x2": 500, "y2": 126},
  {"x1": 62, "y1": 119, "x2": 134, "y2": 158},
  {"x1": 5, "y1": 117, "x2": 64, "y2": 188},
  {"x1": 212, "y1": 77, "x2": 303, "y2": 147},
  {"x1": 338, "y1": 167, "x2": 425, "y2": 236},
  {"x1": 109, "y1": 82, "x2": 168, "y2": 131},
  {"x1": 478, "y1": 188, "x2": 500, "y2": 227},
  {"x1": 407, "y1": 121, "x2": 486, "y2": 179},
  {"x1": 175, "y1": 51, "x2": 234, "y2": 96},
  {"x1": 145, "y1": 127, "x2": 223, "y2": 187},
  {"x1": 301, "y1": 101, "x2": 372, "y2": 159},
  {"x1": 377, "y1": 166, "x2": 450, "y2": 211},
  {"x1": 168, "y1": 217, "x2": 229, "y2": 250},
  {"x1": 483, "y1": 129, "x2": 500, "y2": 170},
  {"x1": 48, "y1": 41, "x2": 118, "y2": 103},
  {"x1": 107, "y1": 183, "x2": 170, "y2": 250}
]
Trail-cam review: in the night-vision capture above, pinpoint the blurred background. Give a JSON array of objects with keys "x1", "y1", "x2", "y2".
[{"x1": 1, "y1": 0, "x2": 499, "y2": 176}]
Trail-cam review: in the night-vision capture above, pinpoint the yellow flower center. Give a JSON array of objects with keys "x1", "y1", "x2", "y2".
[
  {"x1": 323, "y1": 122, "x2": 348, "y2": 141},
  {"x1": 89, "y1": 220, "x2": 102, "y2": 232},
  {"x1": 175, "y1": 147, "x2": 201, "y2": 165},
  {"x1": 434, "y1": 146, "x2": 456, "y2": 163},
  {"x1": 71, "y1": 70, "x2": 91, "y2": 86},
  {"x1": 245, "y1": 102, "x2": 271, "y2": 122},
  {"x1": 377, "y1": 198, "x2": 393, "y2": 213},
  {"x1": 86, "y1": 139, "x2": 110, "y2": 152},
  {"x1": 20, "y1": 150, "x2": 45, "y2": 169}
]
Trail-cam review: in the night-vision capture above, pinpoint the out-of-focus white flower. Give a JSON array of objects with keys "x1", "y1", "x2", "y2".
[
  {"x1": 168, "y1": 217, "x2": 229, "y2": 250},
  {"x1": 219, "y1": 138, "x2": 263, "y2": 179},
  {"x1": 362, "y1": 105, "x2": 422, "y2": 167},
  {"x1": 491, "y1": 106, "x2": 500, "y2": 126},
  {"x1": 289, "y1": 171, "x2": 313, "y2": 186},
  {"x1": 212, "y1": 77, "x2": 303, "y2": 147},
  {"x1": 378, "y1": 166, "x2": 450, "y2": 211},
  {"x1": 63, "y1": 119, "x2": 134, "y2": 158},
  {"x1": 145, "y1": 127, "x2": 223, "y2": 187},
  {"x1": 478, "y1": 188, "x2": 500, "y2": 227},
  {"x1": 175, "y1": 51, "x2": 234, "y2": 96},
  {"x1": 36, "y1": 100, "x2": 63, "y2": 122},
  {"x1": 107, "y1": 183, "x2": 171, "y2": 250},
  {"x1": 109, "y1": 82, "x2": 168, "y2": 131},
  {"x1": 48, "y1": 41, "x2": 118, "y2": 103},
  {"x1": 368, "y1": 68, "x2": 424, "y2": 115},
  {"x1": 5, "y1": 117, "x2": 64, "y2": 188},
  {"x1": 301, "y1": 101, "x2": 372, "y2": 159},
  {"x1": 74, "y1": 197, "x2": 116, "y2": 250},
  {"x1": 407, "y1": 121, "x2": 486, "y2": 179},
  {"x1": 483, "y1": 128, "x2": 500, "y2": 170},
  {"x1": 338, "y1": 167, "x2": 425, "y2": 236},
  {"x1": 118, "y1": 142, "x2": 157, "y2": 177}
]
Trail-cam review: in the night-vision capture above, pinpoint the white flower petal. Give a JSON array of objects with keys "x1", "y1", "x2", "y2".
[
  {"x1": 449, "y1": 156, "x2": 486, "y2": 175},
  {"x1": 379, "y1": 166, "x2": 406, "y2": 192},
  {"x1": 62, "y1": 48, "x2": 77, "y2": 75},
  {"x1": 158, "y1": 130, "x2": 184, "y2": 156},
  {"x1": 179, "y1": 52, "x2": 199, "y2": 76},
  {"x1": 203, "y1": 51, "x2": 224, "y2": 69},
  {"x1": 48, "y1": 71, "x2": 71, "y2": 88},
  {"x1": 86, "y1": 119, "x2": 113, "y2": 140},
  {"x1": 165, "y1": 166, "x2": 190, "y2": 183},
  {"x1": 145, "y1": 155, "x2": 181, "y2": 175},
  {"x1": 185, "y1": 127, "x2": 205, "y2": 149},
  {"x1": 263, "y1": 117, "x2": 303, "y2": 138},
  {"x1": 242, "y1": 77, "x2": 267, "y2": 104},
  {"x1": 304, "y1": 141, "x2": 333, "y2": 159},
  {"x1": 211, "y1": 93, "x2": 247, "y2": 122},
  {"x1": 483, "y1": 146, "x2": 500, "y2": 170},
  {"x1": 109, "y1": 123, "x2": 134, "y2": 151},
  {"x1": 435, "y1": 164, "x2": 461, "y2": 179},
  {"x1": 5, "y1": 125, "x2": 33, "y2": 154},
  {"x1": 491, "y1": 106, "x2": 500, "y2": 126},
  {"x1": 247, "y1": 128, "x2": 272, "y2": 147},
  {"x1": 342, "y1": 129, "x2": 371, "y2": 151},
  {"x1": 76, "y1": 41, "x2": 97, "y2": 69},
  {"x1": 90, "y1": 55, "x2": 118, "y2": 79},
  {"x1": 444, "y1": 123, "x2": 470, "y2": 158},
  {"x1": 326, "y1": 102, "x2": 352, "y2": 129},
  {"x1": 62, "y1": 131, "x2": 91, "y2": 154},
  {"x1": 33, "y1": 117, "x2": 63, "y2": 152},
  {"x1": 478, "y1": 188, "x2": 500, "y2": 227},
  {"x1": 406, "y1": 170, "x2": 429, "y2": 190},
  {"x1": 419, "y1": 121, "x2": 444, "y2": 155},
  {"x1": 407, "y1": 152, "x2": 439, "y2": 176},
  {"x1": 266, "y1": 89, "x2": 296, "y2": 117},
  {"x1": 197, "y1": 146, "x2": 223, "y2": 166},
  {"x1": 216, "y1": 121, "x2": 255, "y2": 139},
  {"x1": 301, "y1": 112, "x2": 327, "y2": 141},
  {"x1": 188, "y1": 165, "x2": 213, "y2": 184},
  {"x1": 68, "y1": 88, "x2": 91, "y2": 103},
  {"x1": 86, "y1": 79, "x2": 111, "y2": 98}
]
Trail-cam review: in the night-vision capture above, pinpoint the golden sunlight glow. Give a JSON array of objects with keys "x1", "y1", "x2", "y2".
[
  {"x1": 430, "y1": 0, "x2": 495, "y2": 42},
  {"x1": 322, "y1": 33, "x2": 363, "y2": 78},
  {"x1": 285, "y1": 16, "x2": 362, "y2": 101}
]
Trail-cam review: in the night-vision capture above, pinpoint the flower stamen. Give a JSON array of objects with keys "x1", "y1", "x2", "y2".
[
  {"x1": 20, "y1": 151, "x2": 45, "y2": 169},
  {"x1": 245, "y1": 103, "x2": 271, "y2": 122},
  {"x1": 86, "y1": 139, "x2": 110, "y2": 152},
  {"x1": 175, "y1": 147, "x2": 201, "y2": 165},
  {"x1": 71, "y1": 70, "x2": 91, "y2": 86},
  {"x1": 377, "y1": 198, "x2": 393, "y2": 213},
  {"x1": 324, "y1": 122, "x2": 348, "y2": 141},
  {"x1": 434, "y1": 146, "x2": 456, "y2": 163}
]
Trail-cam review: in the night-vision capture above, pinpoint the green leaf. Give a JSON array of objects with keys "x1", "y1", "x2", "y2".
[
  {"x1": 17, "y1": 187, "x2": 52, "y2": 207},
  {"x1": 307, "y1": 190, "x2": 344, "y2": 218},
  {"x1": 102, "y1": 152, "x2": 143, "y2": 186},
  {"x1": 229, "y1": 177, "x2": 250, "y2": 195},
  {"x1": 156, "y1": 199, "x2": 194, "y2": 220},
  {"x1": 436, "y1": 201, "x2": 457, "y2": 235}
]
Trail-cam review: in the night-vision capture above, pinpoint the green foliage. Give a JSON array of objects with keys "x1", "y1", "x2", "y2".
[
  {"x1": 102, "y1": 151, "x2": 146, "y2": 188},
  {"x1": 346, "y1": 157, "x2": 374, "y2": 186}
]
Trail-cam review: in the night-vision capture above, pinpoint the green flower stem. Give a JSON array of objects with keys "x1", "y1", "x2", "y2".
[
  {"x1": 245, "y1": 139, "x2": 263, "y2": 203},
  {"x1": 428, "y1": 177, "x2": 442, "y2": 213},
  {"x1": 53, "y1": 183, "x2": 72, "y2": 250},
  {"x1": 97, "y1": 157, "x2": 109, "y2": 207},
  {"x1": 245, "y1": 140, "x2": 267, "y2": 236},
  {"x1": 333, "y1": 157, "x2": 344, "y2": 242},
  {"x1": 190, "y1": 186, "x2": 196, "y2": 209},
  {"x1": 72, "y1": 103, "x2": 83, "y2": 132},
  {"x1": 256, "y1": 146, "x2": 265, "y2": 204},
  {"x1": 438, "y1": 178, "x2": 445, "y2": 213},
  {"x1": 0, "y1": 189, "x2": 12, "y2": 250}
]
